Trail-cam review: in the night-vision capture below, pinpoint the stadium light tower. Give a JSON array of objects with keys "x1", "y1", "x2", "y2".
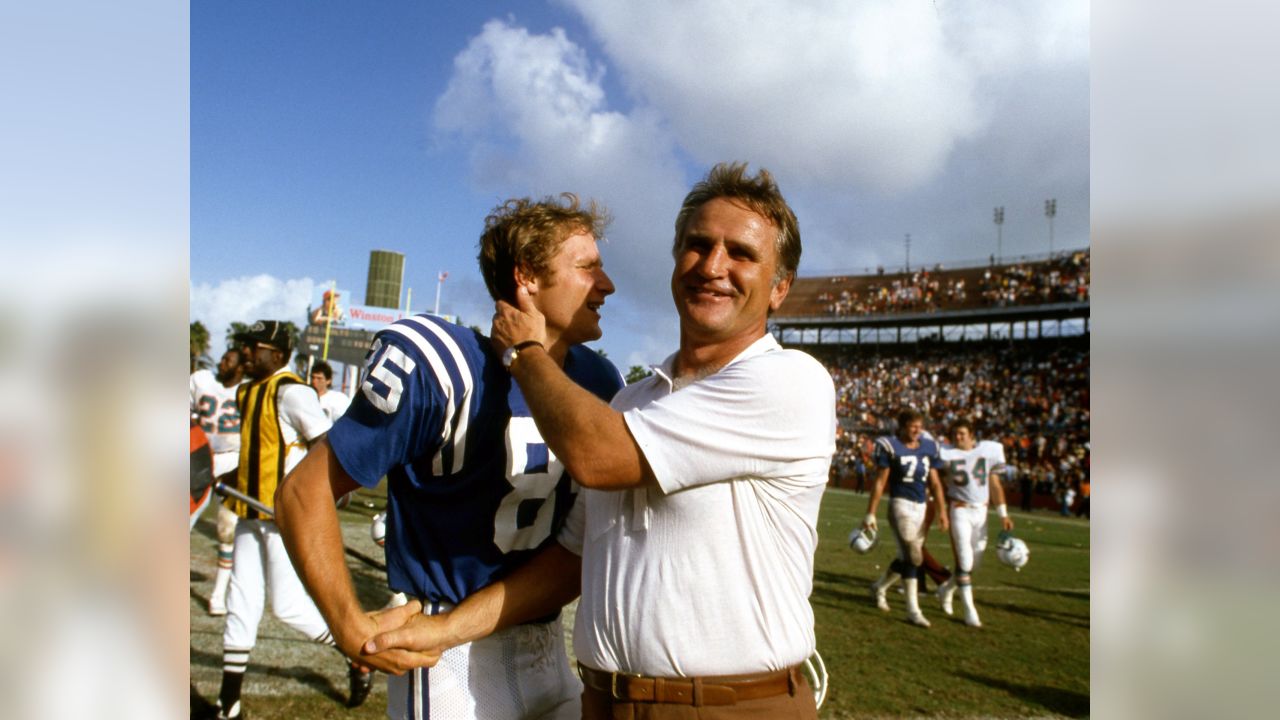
[
  {"x1": 1044, "y1": 198, "x2": 1057, "y2": 256},
  {"x1": 904, "y1": 233, "x2": 911, "y2": 273},
  {"x1": 993, "y1": 206, "x2": 1005, "y2": 263}
]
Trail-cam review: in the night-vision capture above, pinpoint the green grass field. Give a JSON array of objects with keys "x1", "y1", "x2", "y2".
[
  {"x1": 191, "y1": 485, "x2": 1089, "y2": 718},
  {"x1": 813, "y1": 488, "x2": 1089, "y2": 719}
]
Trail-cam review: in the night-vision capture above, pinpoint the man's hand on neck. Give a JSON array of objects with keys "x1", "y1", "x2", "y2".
[{"x1": 491, "y1": 286, "x2": 567, "y2": 366}]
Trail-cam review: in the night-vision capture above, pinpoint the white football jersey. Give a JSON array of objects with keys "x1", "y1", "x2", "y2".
[
  {"x1": 940, "y1": 440, "x2": 1006, "y2": 505},
  {"x1": 190, "y1": 369, "x2": 243, "y2": 456}
]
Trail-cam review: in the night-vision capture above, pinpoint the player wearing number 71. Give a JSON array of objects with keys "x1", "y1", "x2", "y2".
[
  {"x1": 275, "y1": 194, "x2": 622, "y2": 720},
  {"x1": 863, "y1": 408, "x2": 950, "y2": 628}
]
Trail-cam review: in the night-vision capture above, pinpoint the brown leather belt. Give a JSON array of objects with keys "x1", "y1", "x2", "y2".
[{"x1": 579, "y1": 663, "x2": 799, "y2": 706}]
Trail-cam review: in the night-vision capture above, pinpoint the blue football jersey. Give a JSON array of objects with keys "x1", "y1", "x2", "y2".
[
  {"x1": 326, "y1": 314, "x2": 624, "y2": 604},
  {"x1": 874, "y1": 434, "x2": 941, "y2": 503}
]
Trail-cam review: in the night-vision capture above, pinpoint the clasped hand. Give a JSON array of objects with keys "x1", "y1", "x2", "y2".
[{"x1": 339, "y1": 600, "x2": 457, "y2": 675}]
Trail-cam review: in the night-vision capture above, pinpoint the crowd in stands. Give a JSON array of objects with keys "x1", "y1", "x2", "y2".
[
  {"x1": 819, "y1": 339, "x2": 1089, "y2": 514},
  {"x1": 815, "y1": 249, "x2": 1089, "y2": 317},
  {"x1": 817, "y1": 267, "x2": 961, "y2": 315},
  {"x1": 977, "y1": 250, "x2": 1090, "y2": 307}
]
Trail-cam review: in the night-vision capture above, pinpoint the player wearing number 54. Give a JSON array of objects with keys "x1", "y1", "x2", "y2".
[{"x1": 274, "y1": 194, "x2": 622, "y2": 720}]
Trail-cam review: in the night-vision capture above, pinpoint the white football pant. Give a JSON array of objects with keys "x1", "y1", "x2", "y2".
[
  {"x1": 387, "y1": 605, "x2": 580, "y2": 720},
  {"x1": 888, "y1": 498, "x2": 928, "y2": 568},
  {"x1": 948, "y1": 504, "x2": 989, "y2": 575},
  {"x1": 223, "y1": 519, "x2": 331, "y2": 652}
]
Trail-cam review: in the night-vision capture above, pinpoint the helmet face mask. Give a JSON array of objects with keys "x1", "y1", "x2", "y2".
[
  {"x1": 849, "y1": 526, "x2": 879, "y2": 554},
  {"x1": 802, "y1": 651, "x2": 829, "y2": 709}
]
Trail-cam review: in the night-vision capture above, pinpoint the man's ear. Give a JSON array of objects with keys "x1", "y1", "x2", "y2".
[
  {"x1": 769, "y1": 272, "x2": 793, "y2": 312},
  {"x1": 513, "y1": 265, "x2": 539, "y2": 296}
]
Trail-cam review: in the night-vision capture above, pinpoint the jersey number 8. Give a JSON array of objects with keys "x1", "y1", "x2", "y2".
[{"x1": 493, "y1": 417, "x2": 567, "y2": 553}]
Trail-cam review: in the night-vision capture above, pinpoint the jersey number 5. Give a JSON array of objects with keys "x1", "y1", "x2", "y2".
[
  {"x1": 361, "y1": 341, "x2": 416, "y2": 414},
  {"x1": 493, "y1": 417, "x2": 567, "y2": 553}
]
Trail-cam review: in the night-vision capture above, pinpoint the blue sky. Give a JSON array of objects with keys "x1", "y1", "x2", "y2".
[{"x1": 191, "y1": 0, "x2": 1090, "y2": 369}]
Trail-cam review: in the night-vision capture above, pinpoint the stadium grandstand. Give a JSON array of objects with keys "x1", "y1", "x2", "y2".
[{"x1": 770, "y1": 249, "x2": 1090, "y2": 513}]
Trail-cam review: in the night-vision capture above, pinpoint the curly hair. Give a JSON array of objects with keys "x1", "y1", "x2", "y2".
[
  {"x1": 477, "y1": 193, "x2": 610, "y2": 303},
  {"x1": 672, "y1": 162, "x2": 801, "y2": 283}
]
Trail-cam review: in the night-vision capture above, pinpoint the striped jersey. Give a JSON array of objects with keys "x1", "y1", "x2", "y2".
[
  {"x1": 939, "y1": 440, "x2": 1006, "y2": 505},
  {"x1": 233, "y1": 370, "x2": 331, "y2": 519},
  {"x1": 874, "y1": 434, "x2": 941, "y2": 503},
  {"x1": 327, "y1": 314, "x2": 624, "y2": 605}
]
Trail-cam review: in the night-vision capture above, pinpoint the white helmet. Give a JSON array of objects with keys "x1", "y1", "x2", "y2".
[
  {"x1": 996, "y1": 532, "x2": 1030, "y2": 570},
  {"x1": 370, "y1": 511, "x2": 387, "y2": 547},
  {"x1": 849, "y1": 526, "x2": 878, "y2": 554}
]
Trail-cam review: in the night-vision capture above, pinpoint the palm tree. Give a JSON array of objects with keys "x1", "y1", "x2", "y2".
[
  {"x1": 190, "y1": 320, "x2": 211, "y2": 371},
  {"x1": 225, "y1": 321, "x2": 251, "y2": 350},
  {"x1": 625, "y1": 365, "x2": 652, "y2": 384}
]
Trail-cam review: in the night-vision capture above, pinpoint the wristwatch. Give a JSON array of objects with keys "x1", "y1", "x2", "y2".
[{"x1": 502, "y1": 340, "x2": 544, "y2": 369}]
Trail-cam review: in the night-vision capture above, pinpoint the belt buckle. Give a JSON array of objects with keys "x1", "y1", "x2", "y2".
[{"x1": 611, "y1": 671, "x2": 642, "y2": 700}]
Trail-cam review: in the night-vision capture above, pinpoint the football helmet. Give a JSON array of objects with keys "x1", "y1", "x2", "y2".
[
  {"x1": 370, "y1": 511, "x2": 387, "y2": 547},
  {"x1": 996, "y1": 531, "x2": 1029, "y2": 570},
  {"x1": 849, "y1": 525, "x2": 878, "y2": 554},
  {"x1": 802, "y1": 650, "x2": 829, "y2": 709}
]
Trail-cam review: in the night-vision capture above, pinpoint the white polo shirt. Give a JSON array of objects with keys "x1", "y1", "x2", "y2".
[
  {"x1": 559, "y1": 335, "x2": 836, "y2": 677},
  {"x1": 317, "y1": 388, "x2": 352, "y2": 423}
]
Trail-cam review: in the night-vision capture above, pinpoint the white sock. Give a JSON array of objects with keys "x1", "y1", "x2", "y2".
[
  {"x1": 958, "y1": 581, "x2": 975, "y2": 609},
  {"x1": 905, "y1": 577, "x2": 921, "y2": 615}
]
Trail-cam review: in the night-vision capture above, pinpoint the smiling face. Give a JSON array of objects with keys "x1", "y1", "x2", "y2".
[
  {"x1": 671, "y1": 197, "x2": 791, "y2": 354},
  {"x1": 898, "y1": 418, "x2": 924, "y2": 446},
  {"x1": 526, "y1": 230, "x2": 615, "y2": 348},
  {"x1": 953, "y1": 425, "x2": 976, "y2": 451}
]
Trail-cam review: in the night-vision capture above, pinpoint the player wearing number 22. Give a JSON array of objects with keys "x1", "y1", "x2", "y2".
[{"x1": 275, "y1": 194, "x2": 622, "y2": 720}]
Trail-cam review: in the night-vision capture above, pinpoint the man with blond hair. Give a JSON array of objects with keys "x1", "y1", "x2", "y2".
[{"x1": 276, "y1": 193, "x2": 623, "y2": 720}]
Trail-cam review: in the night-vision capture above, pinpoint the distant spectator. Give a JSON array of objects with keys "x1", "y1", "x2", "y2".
[{"x1": 308, "y1": 360, "x2": 350, "y2": 423}]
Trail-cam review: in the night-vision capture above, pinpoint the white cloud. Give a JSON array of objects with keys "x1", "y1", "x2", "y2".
[
  {"x1": 434, "y1": 18, "x2": 688, "y2": 362},
  {"x1": 556, "y1": 0, "x2": 1090, "y2": 193},
  {"x1": 432, "y1": 2, "x2": 1088, "y2": 360},
  {"x1": 561, "y1": 0, "x2": 991, "y2": 191},
  {"x1": 189, "y1": 275, "x2": 316, "y2": 359}
]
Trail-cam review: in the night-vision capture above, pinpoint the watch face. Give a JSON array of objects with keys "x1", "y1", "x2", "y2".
[{"x1": 502, "y1": 346, "x2": 517, "y2": 369}]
